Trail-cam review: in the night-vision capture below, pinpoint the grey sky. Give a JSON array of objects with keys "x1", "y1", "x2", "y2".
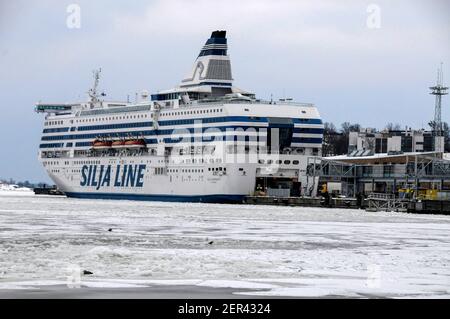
[{"x1": 0, "y1": 0, "x2": 449, "y2": 182}]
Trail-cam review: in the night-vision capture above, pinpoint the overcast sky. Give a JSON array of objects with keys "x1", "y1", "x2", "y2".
[{"x1": 0, "y1": 0, "x2": 449, "y2": 183}]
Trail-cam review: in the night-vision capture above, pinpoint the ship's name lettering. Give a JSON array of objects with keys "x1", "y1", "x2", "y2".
[{"x1": 80, "y1": 164, "x2": 146, "y2": 189}]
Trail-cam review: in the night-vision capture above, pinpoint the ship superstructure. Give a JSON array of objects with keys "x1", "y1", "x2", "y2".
[{"x1": 36, "y1": 31, "x2": 324, "y2": 202}]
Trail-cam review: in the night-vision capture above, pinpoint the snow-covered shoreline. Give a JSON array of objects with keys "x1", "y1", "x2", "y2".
[
  {"x1": 0, "y1": 189, "x2": 34, "y2": 196},
  {"x1": 0, "y1": 184, "x2": 34, "y2": 196}
]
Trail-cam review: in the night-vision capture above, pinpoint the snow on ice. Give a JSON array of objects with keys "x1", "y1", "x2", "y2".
[{"x1": 0, "y1": 193, "x2": 449, "y2": 298}]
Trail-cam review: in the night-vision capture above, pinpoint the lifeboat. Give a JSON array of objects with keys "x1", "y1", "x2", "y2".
[
  {"x1": 124, "y1": 138, "x2": 147, "y2": 149},
  {"x1": 111, "y1": 140, "x2": 126, "y2": 148},
  {"x1": 92, "y1": 139, "x2": 112, "y2": 149}
]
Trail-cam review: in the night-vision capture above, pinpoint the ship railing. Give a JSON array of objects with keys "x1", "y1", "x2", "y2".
[{"x1": 193, "y1": 99, "x2": 314, "y2": 108}]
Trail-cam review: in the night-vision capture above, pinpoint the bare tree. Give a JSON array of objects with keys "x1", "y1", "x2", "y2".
[
  {"x1": 322, "y1": 122, "x2": 340, "y2": 156},
  {"x1": 340, "y1": 122, "x2": 361, "y2": 135},
  {"x1": 385, "y1": 123, "x2": 401, "y2": 131}
]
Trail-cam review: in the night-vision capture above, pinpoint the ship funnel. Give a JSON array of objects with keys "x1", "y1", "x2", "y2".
[
  {"x1": 180, "y1": 30, "x2": 233, "y2": 88},
  {"x1": 198, "y1": 30, "x2": 228, "y2": 57}
]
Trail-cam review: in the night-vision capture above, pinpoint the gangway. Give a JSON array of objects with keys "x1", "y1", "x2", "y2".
[{"x1": 365, "y1": 193, "x2": 408, "y2": 212}]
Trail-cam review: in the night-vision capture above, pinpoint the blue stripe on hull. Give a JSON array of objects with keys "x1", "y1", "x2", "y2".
[{"x1": 65, "y1": 192, "x2": 245, "y2": 204}]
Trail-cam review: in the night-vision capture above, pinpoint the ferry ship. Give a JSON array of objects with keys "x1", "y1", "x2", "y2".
[{"x1": 36, "y1": 31, "x2": 323, "y2": 203}]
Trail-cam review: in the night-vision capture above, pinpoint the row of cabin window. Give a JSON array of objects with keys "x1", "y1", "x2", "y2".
[
  {"x1": 75, "y1": 114, "x2": 148, "y2": 123},
  {"x1": 157, "y1": 168, "x2": 224, "y2": 174},
  {"x1": 73, "y1": 160, "x2": 101, "y2": 165},
  {"x1": 44, "y1": 108, "x2": 226, "y2": 128},
  {"x1": 208, "y1": 167, "x2": 226, "y2": 172},
  {"x1": 258, "y1": 159, "x2": 301, "y2": 165},
  {"x1": 162, "y1": 108, "x2": 223, "y2": 117},
  {"x1": 183, "y1": 168, "x2": 203, "y2": 173},
  {"x1": 184, "y1": 158, "x2": 222, "y2": 164},
  {"x1": 76, "y1": 122, "x2": 152, "y2": 132},
  {"x1": 44, "y1": 120, "x2": 64, "y2": 126},
  {"x1": 73, "y1": 108, "x2": 224, "y2": 124},
  {"x1": 158, "y1": 168, "x2": 209, "y2": 174},
  {"x1": 72, "y1": 108, "x2": 223, "y2": 124},
  {"x1": 46, "y1": 117, "x2": 236, "y2": 137},
  {"x1": 42, "y1": 161, "x2": 59, "y2": 166}
]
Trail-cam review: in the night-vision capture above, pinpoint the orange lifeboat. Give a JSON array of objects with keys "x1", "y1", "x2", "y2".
[
  {"x1": 92, "y1": 139, "x2": 112, "y2": 149},
  {"x1": 124, "y1": 138, "x2": 147, "y2": 149},
  {"x1": 111, "y1": 140, "x2": 126, "y2": 148}
]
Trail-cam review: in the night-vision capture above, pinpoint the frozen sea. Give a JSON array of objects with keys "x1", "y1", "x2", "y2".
[{"x1": 0, "y1": 191, "x2": 449, "y2": 298}]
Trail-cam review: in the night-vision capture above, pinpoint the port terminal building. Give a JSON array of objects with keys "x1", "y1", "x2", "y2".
[
  {"x1": 348, "y1": 128, "x2": 446, "y2": 154},
  {"x1": 307, "y1": 151, "x2": 450, "y2": 200}
]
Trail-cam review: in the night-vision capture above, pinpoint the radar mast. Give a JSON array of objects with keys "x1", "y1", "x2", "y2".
[{"x1": 88, "y1": 68, "x2": 102, "y2": 104}]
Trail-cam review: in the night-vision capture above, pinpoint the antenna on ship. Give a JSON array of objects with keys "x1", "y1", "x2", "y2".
[
  {"x1": 88, "y1": 68, "x2": 102, "y2": 104},
  {"x1": 429, "y1": 62, "x2": 448, "y2": 153}
]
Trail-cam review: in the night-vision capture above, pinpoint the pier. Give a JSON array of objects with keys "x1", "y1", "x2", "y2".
[{"x1": 244, "y1": 195, "x2": 450, "y2": 215}]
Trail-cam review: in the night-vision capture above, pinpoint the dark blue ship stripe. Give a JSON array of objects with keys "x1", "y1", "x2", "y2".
[
  {"x1": 65, "y1": 192, "x2": 245, "y2": 203},
  {"x1": 291, "y1": 137, "x2": 323, "y2": 144},
  {"x1": 42, "y1": 117, "x2": 323, "y2": 135},
  {"x1": 41, "y1": 136, "x2": 324, "y2": 148},
  {"x1": 40, "y1": 126, "x2": 323, "y2": 143}
]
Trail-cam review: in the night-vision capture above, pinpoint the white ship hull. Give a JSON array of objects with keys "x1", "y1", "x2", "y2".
[
  {"x1": 46, "y1": 155, "x2": 256, "y2": 203},
  {"x1": 44, "y1": 153, "x2": 316, "y2": 203}
]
